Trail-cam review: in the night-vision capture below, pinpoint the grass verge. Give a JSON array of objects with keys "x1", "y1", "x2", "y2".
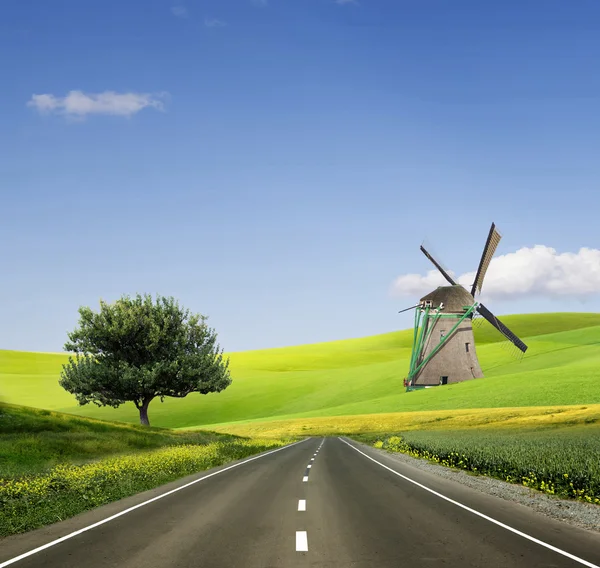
[
  {"x1": 354, "y1": 428, "x2": 600, "y2": 506},
  {"x1": 0, "y1": 437, "x2": 291, "y2": 537},
  {"x1": 0, "y1": 403, "x2": 238, "y2": 478},
  {"x1": 0, "y1": 404, "x2": 294, "y2": 537}
]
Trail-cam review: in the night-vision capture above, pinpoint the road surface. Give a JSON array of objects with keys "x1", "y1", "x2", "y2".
[{"x1": 1, "y1": 437, "x2": 599, "y2": 568}]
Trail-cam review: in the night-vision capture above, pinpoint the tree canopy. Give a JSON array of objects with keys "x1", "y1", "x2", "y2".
[{"x1": 59, "y1": 294, "x2": 231, "y2": 426}]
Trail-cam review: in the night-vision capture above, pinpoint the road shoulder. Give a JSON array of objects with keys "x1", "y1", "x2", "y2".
[{"x1": 343, "y1": 437, "x2": 600, "y2": 538}]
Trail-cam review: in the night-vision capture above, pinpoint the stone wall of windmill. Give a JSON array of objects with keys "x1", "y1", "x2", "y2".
[
  {"x1": 412, "y1": 286, "x2": 484, "y2": 386},
  {"x1": 413, "y1": 314, "x2": 484, "y2": 386}
]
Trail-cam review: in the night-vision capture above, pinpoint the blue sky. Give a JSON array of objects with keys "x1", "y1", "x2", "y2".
[{"x1": 1, "y1": 0, "x2": 600, "y2": 353}]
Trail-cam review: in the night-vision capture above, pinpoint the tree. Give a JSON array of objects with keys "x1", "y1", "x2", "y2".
[{"x1": 59, "y1": 294, "x2": 231, "y2": 426}]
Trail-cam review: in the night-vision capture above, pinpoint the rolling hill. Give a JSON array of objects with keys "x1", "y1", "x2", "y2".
[{"x1": 1, "y1": 312, "x2": 600, "y2": 430}]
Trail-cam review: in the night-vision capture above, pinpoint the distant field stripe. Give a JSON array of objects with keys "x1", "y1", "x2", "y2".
[
  {"x1": 0, "y1": 439, "x2": 310, "y2": 568},
  {"x1": 296, "y1": 531, "x2": 308, "y2": 551},
  {"x1": 298, "y1": 499, "x2": 306, "y2": 511},
  {"x1": 339, "y1": 438, "x2": 600, "y2": 568}
]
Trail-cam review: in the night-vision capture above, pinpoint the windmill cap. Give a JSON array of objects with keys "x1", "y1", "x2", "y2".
[{"x1": 419, "y1": 285, "x2": 475, "y2": 312}]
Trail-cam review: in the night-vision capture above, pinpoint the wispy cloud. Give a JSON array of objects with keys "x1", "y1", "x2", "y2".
[
  {"x1": 390, "y1": 246, "x2": 600, "y2": 301},
  {"x1": 27, "y1": 90, "x2": 167, "y2": 119},
  {"x1": 204, "y1": 17, "x2": 227, "y2": 27},
  {"x1": 171, "y1": 5, "x2": 188, "y2": 18}
]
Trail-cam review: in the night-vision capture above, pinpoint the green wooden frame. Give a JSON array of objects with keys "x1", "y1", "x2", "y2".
[{"x1": 406, "y1": 302, "x2": 478, "y2": 391}]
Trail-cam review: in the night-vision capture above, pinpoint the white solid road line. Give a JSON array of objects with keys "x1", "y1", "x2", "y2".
[
  {"x1": 298, "y1": 499, "x2": 306, "y2": 511},
  {"x1": 339, "y1": 438, "x2": 600, "y2": 568},
  {"x1": 296, "y1": 531, "x2": 308, "y2": 552},
  {"x1": 303, "y1": 476, "x2": 309, "y2": 482},
  {"x1": 0, "y1": 439, "x2": 311, "y2": 568}
]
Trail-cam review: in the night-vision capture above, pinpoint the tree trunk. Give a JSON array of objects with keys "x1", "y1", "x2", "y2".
[{"x1": 138, "y1": 397, "x2": 153, "y2": 426}]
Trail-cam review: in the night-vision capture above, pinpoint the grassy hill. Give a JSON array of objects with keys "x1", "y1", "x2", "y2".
[
  {"x1": 0, "y1": 404, "x2": 287, "y2": 537},
  {"x1": 1, "y1": 312, "x2": 600, "y2": 430},
  {"x1": 0, "y1": 403, "x2": 231, "y2": 478}
]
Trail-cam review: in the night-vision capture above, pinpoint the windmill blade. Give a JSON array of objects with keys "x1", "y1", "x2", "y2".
[
  {"x1": 398, "y1": 304, "x2": 419, "y2": 314},
  {"x1": 476, "y1": 303, "x2": 528, "y2": 353},
  {"x1": 470, "y1": 223, "x2": 502, "y2": 297},
  {"x1": 420, "y1": 245, "x2": 458, "y2": 286}
]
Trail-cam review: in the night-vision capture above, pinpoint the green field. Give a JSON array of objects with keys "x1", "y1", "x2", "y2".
[{"x1": 2, "y1": 312, "x2": 600, "y2": 430}]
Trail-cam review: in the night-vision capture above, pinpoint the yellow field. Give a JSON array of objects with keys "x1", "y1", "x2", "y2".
[{"x1": 203, "y1": 403, "x2": 600, "y2": 438}]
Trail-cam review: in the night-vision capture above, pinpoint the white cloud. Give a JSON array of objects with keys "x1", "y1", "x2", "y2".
[
  {"x1": 171, "y1": 5, "x2": 188, "y2": 17},
  {"x1": 204, "y1": 17, "x2": 226, "y2": 27},
  {"x1": 390, "y1": 246, "x2": 600, "y2": 301},
  {"x1": 27, "y1": 90, "x2": 167, "y2": 119}
]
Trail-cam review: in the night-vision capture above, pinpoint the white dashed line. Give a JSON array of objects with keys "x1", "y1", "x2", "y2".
[
  {"x1": 307, "y1": 465, "x2": 312, "y2": 468},
  {"x1": 303, "y1": 476, "x2": 309, "y2": 482},
  {"x1": 298, "y1": 499, "x2": 306, "y2": 511},
  {"x1": 296, "y1": 531, "x2": 308, "y2": 551},
  {"x1": 310, "y1": 458, "x2": 314, "y2": 461}
]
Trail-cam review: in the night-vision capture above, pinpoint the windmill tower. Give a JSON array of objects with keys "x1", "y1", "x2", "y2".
[{"x1": 403, "y1": 223, "x2": 528, "y2": 389}]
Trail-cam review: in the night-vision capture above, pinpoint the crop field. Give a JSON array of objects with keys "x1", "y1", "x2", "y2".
[
  {"x1": 356, "y1": 427, "x2": 600, "y2": 506},
  {"x1": 2, "y1": 312, "x2": 599, "y2": 430},
  {"x1": 200, "y1": 403, "x2": 600, "y2": 437}
]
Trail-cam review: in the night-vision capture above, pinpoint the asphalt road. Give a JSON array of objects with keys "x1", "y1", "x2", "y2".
[{"x1": 2, "y1": 437, "x2": 600, "y2": 568}]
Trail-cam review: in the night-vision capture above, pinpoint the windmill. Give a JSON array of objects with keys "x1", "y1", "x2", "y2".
[{"x1": 402, "y1": 222, "x2": 528, "y2": 390}]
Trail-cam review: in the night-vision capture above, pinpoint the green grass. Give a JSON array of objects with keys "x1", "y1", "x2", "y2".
[
  {"x1": 0, "y1": 403, "x2": 235, "y2": 478},
  {"x1": 356, "y1": 427, "x2": 600, "y2": 505},
  {"x1": 2, "y1": 312, "x2": 600, "y2": 430},
  {"x1": 0, "y1": 437, "x2": 290, "y2": 537},
  {"x1": 0, "y1": 404, "x2": 291, "y2": 536}
]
